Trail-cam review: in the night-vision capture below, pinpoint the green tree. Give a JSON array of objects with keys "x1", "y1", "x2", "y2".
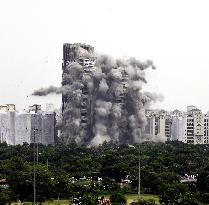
[
  {"x1": 0, "y1": 188, "x2": 12, "y2": 205},
  {"x1": 102, "y1": 178, "x2": 120, "y2": 192},
  {"x1": 197, "y1": 166, "x2": 209, "y2": 192},
  {"x1": 110, "y1": 192, "x2": 127, "y2": 205},
  {"x1": 35, "y1": 164, "x2": 54, "y2": 200},
  {"x1": 80, "y1": 193, "x2": 96, "y2": 205},
  {"x1": 7, "y1": 160, "x2": 33, "y2": 201},
  {"x1": 178, "y1": 192, "x2": 200, "y2": 205},
  {"x1": 159, "y1": 183, "x2": 186, "y2": 205},
  {"x1": 53, "y1": 170, "x2": 71, "y2": 198}
]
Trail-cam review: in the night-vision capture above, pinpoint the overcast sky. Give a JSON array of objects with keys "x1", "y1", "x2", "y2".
[{"x1": 0, "y1": 0, "x2": 209, "y2": 112}]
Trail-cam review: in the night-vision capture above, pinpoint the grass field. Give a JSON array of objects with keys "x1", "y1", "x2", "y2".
[
  {"x1": 41, "y1": 195, "x2": 160, "y2": 204},
  {"x1": 97, "y1": 193, "x2": 160, "y2": 204},
  {"x1": 12, "y1": 194, "x2": 160, "y2": 205},
  {"x1": 125, "y1": 194, "x2": 160, "y2": 204}
]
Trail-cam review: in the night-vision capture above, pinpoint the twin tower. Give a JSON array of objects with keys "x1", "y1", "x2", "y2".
[{"x1": 61, "y1": 43, "x2": 130, "y2": 146}]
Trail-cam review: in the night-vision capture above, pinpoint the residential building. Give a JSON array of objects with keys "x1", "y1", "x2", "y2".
[
  {"x1": 170, "y1": 110, "x2": 185, "y2": 141},
  {"x1": 0, "y1": 105, "x2": 55, "y2": 145}
]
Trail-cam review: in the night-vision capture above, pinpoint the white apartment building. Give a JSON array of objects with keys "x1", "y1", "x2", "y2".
[
  {"x1": 204, "y1": 115, "x2": 209, "y2": 144},
  {"x1": 144, "y1": 110, "x2": 155, "y2": 136},
  {"x1": 171, "y1": 110, "x2": 186, "y2": 141},
  {"x1": 144, "y1": 110, "x2": 172, "y2": 140},
  {"x1": 183, "y1": 107, "x2": 209, "y2": 144},
  {"x1": 144, "y1": 107, "x2": 209, "y2": 144},
  {"x1": 0, "y1": 105, "x2": 55, "y2": 145}
]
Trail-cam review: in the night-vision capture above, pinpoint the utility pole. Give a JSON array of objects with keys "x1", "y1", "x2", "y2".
[
  {"x1": 138, "y1": 129, "x2": 141, "y2": 200},
  {"x1": 138, "y1": 143, "x2": 140, "y2": 200},
  {"x1": 46, "y1": 159, "x2": 48, "y2": 169},
  {"x1": 36, "y1": 129, "x2": 39, "y2": 163},
  {"x1": 33, "y1": 129, "x2": 36, "y2": 205}
]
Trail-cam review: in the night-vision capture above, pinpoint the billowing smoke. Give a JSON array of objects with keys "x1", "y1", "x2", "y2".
[
  {"x1": 32, "y1": 86, "x2": 62, "y2": 96},
  {"x1": 33, "y1": 45, "x2": 162, "y2": 146}
]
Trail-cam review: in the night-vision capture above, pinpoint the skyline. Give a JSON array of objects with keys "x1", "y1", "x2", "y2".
[{"x1": 1, "y1": 0, "x2": 209, "y2": 112}]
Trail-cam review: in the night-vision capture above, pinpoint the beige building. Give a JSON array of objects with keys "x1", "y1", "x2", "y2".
[
  {"x1": 154, "y1": 110, "x2": 171, "y2": 140},
  {"x1": 144, "y1": 110, "x2": 171, "y2": 140},
  {"x1": 143, "y1": 106, "x2": 209, "y2": 144},
  {"x1": 204, "y1": 115, "x2": 209, "y2": 144},
  {"x1": 183, "y1": 107, "x2": 209, "y2": 144},
  {"x1": 0, "y1": 104, "x2": 15, "y2": 111}
]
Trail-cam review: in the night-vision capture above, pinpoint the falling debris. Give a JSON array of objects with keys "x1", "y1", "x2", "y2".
[{"x1": 33, "y1": 43, "x2": 161, "y2": 146}]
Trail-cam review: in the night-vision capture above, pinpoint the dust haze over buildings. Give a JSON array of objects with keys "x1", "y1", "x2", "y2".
[
  {"x1": 33, "y1": 43, "x2": 162, "y2": 146},
  {"x1": 59, "y1": 43, "x2": 162, "y2": 146}
]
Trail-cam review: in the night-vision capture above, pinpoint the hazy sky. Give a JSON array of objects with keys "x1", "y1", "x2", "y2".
[{"x1": 0, "y1": 0, "x2": 209, "y2": 112}]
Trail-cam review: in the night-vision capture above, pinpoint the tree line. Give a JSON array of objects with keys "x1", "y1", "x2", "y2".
[{"x1": 1, "y1": 141, "x2": 209, "y2": 204}]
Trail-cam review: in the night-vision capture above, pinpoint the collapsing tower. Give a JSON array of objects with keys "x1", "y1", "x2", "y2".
[
  {"x1": 62, "y1": 43, "x2": 97, "y2": 144},
  {"x1": 61, "y1": 43, "x2": 155, "y2": 146}
]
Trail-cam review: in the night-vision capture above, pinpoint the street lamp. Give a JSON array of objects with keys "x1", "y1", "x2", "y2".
[
  {"x1": 138, "y1": 129, "x2": 142, "y2": 200},
  {"x1": 130, "y1": 142, "x2": 141, "y2": 200},
  {"x1": 138, "y1": 143, "x2": 140, "y2": 200},
  {"x1": 33, "y1": 128, "x2": 39, "y2": 205},
  {"x1": 33, "y1": 128, "x2": 36, "y2": 205}
]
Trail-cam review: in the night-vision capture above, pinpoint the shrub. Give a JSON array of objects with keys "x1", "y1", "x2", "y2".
[{"x1": 110, "y1": 192, "x2": 127, "y2": 205}]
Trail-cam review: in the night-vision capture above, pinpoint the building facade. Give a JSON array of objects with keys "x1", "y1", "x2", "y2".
[
  {"x1": 183, "y1": 107, "x2": 209, "y2": 144},
  {"x1": 144, "y1": 106, "x2": 209, "y2": 145},
  {"x1": 62, "y1": 43, "x2": 96, "y2": 144},
  {"x1": 0, "y1": 104, "x2": 15, "y2": 111},
  {"x1": 61, "y1": 43, "x2": 134, "y2": 145},
  {"x1": 0, "y1": 105, "x2": 55, "y2": 145},
  {"x1": 170, "y1": 110, "x2": 186, "y2": 141}
]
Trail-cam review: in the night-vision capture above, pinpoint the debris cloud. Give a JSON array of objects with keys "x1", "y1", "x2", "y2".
[
  {"x1": 33, "y1": 44, "x2": 162, "y2": 146},
  {"x1": 32, "y1": 85, "x2": 62, "y2": 96}
]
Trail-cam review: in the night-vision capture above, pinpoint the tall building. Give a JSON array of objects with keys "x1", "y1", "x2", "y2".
[
  {"x1": 183, "y1": 107, "x2": 209, "y2": 144},
  {"x1": 154, "y1": 110, "x2": 172, "y2": 140},
  {"x1": 144, "y1": 110, "x2": 172, "y2": 140},
  {"x1": 0, "y1": 106, "x2": 15, "y2": 144},
  {"x1": 170, "y1": 110, "x2": 185, "y2": 141},
  {"x1": 61, "y1": 43, "x2": 132, "y2": 145},
  {"x1": 144, "y1": 107, "x2": 209, "y2": 144},
  {"x1": 62, "y1": 43, "x2": 96, "y2": 144},
  {"x1": 144, "y1": 110, "x2": 155, "y2": 136},
  {"x1": 204, "y1": 115, "x2": 209, "y2": 144},
  {"x1": 15, "y1": 112, "x2": 31, "y2": 144}
]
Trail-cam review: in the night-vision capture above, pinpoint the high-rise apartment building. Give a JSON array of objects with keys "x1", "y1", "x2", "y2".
[
  {"x1": 144, "y1": 110, "x2": 155, "y2": 136},
  {"x1": 62, "y1": 43, "x2": 96, "y2": 144},
  {"x1": 204, "y1": 115, "x2": 209, "y2": 144},
  {"x1": 144, "y1": 110, "x2": 172, "y2": 140},
  {"x1": 143, "y1": 106, "x2": 209, "y2": 145},
  {"x1": 170, "y1": 110, "x2": 185, "y2": 141},
  {"x1": 61, "y1": 43, "x2": 131, "y2": 145},
  {"x1": 153, "y1": 111, "x2": 171, "y2": 140},
  {"x1": 0, "y1": 106, "x2": 56, "y2": 145},
  {"x1": 183, "y1": 107, "x2": 209, "y2": 144}
]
